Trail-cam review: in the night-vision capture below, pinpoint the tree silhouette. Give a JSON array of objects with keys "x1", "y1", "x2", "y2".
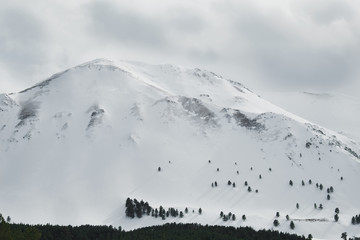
[{"x1": 290, "y1": 221, "x2": 295, "y2": 229}]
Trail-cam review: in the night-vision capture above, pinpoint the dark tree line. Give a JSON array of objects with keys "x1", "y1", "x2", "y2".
[{"x1": 2, "y1": 222, "x2": 311, "y2": 240}]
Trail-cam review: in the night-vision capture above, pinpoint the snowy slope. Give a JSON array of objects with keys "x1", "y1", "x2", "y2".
[
  {"x1": 0, "y1": 59, "x2": 359, "y2": 239},
  {"x1": 258, "y1": 91, "x2": 360, "y2": 141}
]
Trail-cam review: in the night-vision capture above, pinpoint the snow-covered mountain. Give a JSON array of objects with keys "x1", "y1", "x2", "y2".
[{"x1": 0, "y1": 59, "x2": 359, "y2": 239}]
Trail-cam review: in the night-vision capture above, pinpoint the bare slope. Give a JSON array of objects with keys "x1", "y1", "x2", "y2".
[{"x1": 0, "y1": 59, "x2": 359, "y2": 239}]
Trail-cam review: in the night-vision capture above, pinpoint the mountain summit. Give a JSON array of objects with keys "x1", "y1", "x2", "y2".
[{"x1": 0, "y1": 59, "x2": 359, "y2": 239}]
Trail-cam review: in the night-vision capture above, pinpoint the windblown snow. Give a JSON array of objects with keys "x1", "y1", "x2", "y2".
[{"x1": 0, "y1": 59, "x2": 359, "y2": 240}]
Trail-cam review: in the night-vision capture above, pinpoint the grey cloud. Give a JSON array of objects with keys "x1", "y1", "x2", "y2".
[
  {"x1": 297, "y1": 0, "x2": 355, "y2": 25},
  {"x1": 187, "y1": 49, "x2": 219, "y2": 63},
  {"x1": 87, "y1": 2, "x2": 167, "y2": 48},
  {"x1": 226, "y1": 2, "x2": 360, "y2": 91},
  {"x1": 169, "y1": 10, "x2": 205, "y2": 33},
  {"x1": 0, "y1": 8, "x2": 48, "y2": 70}
]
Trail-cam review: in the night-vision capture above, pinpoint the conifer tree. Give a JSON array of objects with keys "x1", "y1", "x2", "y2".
[
  {"x1": 273, "y1": 219, "x2": 279, "y2": 227},
  {"x1": 290, "y1": 221, "x2": 295, "y2": 229}
]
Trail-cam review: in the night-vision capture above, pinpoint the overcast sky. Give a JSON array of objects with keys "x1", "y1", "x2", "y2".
[{"x1": 1, "y1": 0, "x2": 359, "y2": 95}]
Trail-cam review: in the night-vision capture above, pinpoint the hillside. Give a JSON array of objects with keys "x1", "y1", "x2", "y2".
[
  {"x1": 0, "y1": 59, "x2": 359, "y2": 239},
  {"x1": 259, "y1": 91, "x2": 360, "y2": 141}
]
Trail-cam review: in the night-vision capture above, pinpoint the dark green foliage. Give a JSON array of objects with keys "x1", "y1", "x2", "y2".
[
  {"x1": 273, "y1": 219, "x2": 279, "y2": 227},
  {"x1": 0, "y1": 214, "x2": 13, "y2": 240},
  {"x1": 125, "y1": 198, "x2": 153, "y2": 219},
  {"x1": 341, "y1": 232, "x2": 347, "y2": 240},
  {"x1": 290, "y1": 221, "x2": 295, "y2": 229},
  {"x1": 289, "y1": 180, "x2": 293, "y2": 186},
  {"x1": 350, "y1": 214, "x2": 360, "y2": 225}
]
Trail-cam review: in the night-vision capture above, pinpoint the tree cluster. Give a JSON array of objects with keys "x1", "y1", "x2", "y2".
[
  {"x1": 351, "y1": 214, "x2": 360, "y2": 225},
  {"x1": 220, "y1": 212, "x2": 236, "y2": 221},
  {"x1": 125, "y1": 198, "x2": 151, "y2": 218}
]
